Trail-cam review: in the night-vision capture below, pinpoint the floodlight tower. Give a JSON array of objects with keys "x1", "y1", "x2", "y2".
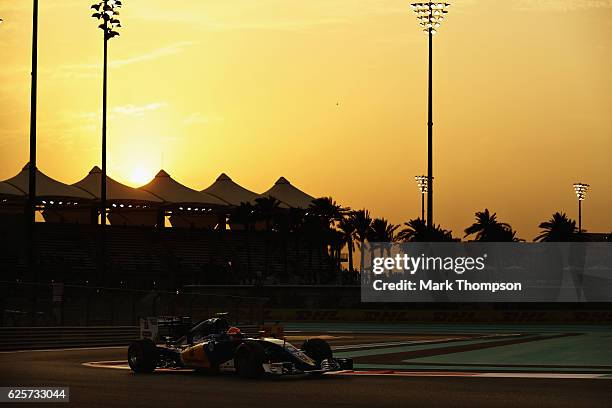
[
  {"x1": 91, "y1": 0, "x2": 122, "y2": 228},
  {"x1": 414, "y1": 175, "x2": 429, "y2": 221},
  {"x1": 91, "y1": 0, "x2": 122, "y2": 283},
  {"x1": 29, "y1": 1, "x2": 39, "y2": 227},
  {"x1": 573, "y1": 182, "x2": 589, "y2": 233},
  {"x1": 409, "y1": 2, "x2": 450, "y2": 228},
  {"x1": 26, "y1": 1, "x2": 39, "y2": 283}
]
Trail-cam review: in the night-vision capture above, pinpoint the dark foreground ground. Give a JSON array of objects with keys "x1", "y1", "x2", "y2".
[{"x1": 1, "y1": 328, "x2": 611, "y2": 408}]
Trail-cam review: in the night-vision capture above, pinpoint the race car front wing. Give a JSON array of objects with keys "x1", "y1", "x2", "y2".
[{"x1": 263, "y1": 358, "x2": 353, "y2": 375}]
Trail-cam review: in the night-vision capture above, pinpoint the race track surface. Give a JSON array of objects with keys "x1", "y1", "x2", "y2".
[{"x1": 1, "y1": 324, "x2": 612, "y2": 408}]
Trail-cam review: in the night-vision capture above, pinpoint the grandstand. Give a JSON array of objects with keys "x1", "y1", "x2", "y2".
[{"x1": 0, "y1": 163, "x2": 337, "y2": 291}]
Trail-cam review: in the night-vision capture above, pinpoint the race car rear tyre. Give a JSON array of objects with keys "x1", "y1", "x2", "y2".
[
  {"x1": 234, "y1": 342, "x2": 266, "y2": 379},
  {"x1": 301, "y1": 339, "x2": 332, "y2": 366},
  {"x1": 128, "y1": 339, "x2": 158, "y2": 374}
]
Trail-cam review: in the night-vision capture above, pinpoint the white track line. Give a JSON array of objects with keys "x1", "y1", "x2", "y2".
[
  {"x1": 83, "y1": 361, "x2": 191, "y2": 372},
  {"x1": 332, "y1": 339, "x2": 464, "y2": 351},
  {"x1": 83, "y1": 361, "x2": 130, "y2": 370},
  {"x1": 327, "y1": 371, "x2": 611, "y2": 380},
  {"x1": 478, "y1": 373, "x2": 609, "y2": 379},
  {"x1": 0, "y1": 345, "x2": 126, "y2": 354},
  {"x1": 331, "y1": 333, "x2": 523, "y2": 351}
]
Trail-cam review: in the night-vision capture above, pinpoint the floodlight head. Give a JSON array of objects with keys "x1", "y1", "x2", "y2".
[
  {"x1": 410, "y1": 2, "x2": 450, "y2": 34},
  {"x1": 573, "y1": 182, "x2": 590, "y2": 201},
  {"x1": 91, "y1": 0, "x2": 123, "y2": 40},
  {"x1": 415, "y1": 175, "x2": 429, "y2": 193}
]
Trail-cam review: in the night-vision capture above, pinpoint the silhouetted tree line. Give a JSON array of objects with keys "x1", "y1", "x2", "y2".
[{"x1": 230, "y1": 197, "x2": 604, "y2": 277}]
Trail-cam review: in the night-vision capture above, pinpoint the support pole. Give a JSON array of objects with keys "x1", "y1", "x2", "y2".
[
  {"x1": 421, "y1": 192, "x2": 425, "y2": 221},
  {"x1": 426, "y1": 27, "x2": 434, "y2": 228},
  {"x1": 27, "y1": 0, "x2": 39, "y2": 280},
  {"x1": 578, "y1": 199, "x2": 582, "y2": 233},
  {"x1": 99, "y1": 7, "x2": 108, "y2": 285}
]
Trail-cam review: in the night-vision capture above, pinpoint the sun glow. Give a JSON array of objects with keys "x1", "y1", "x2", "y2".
[{"x1": 128, "y1": 167, "x2": 154, "y2": 186}]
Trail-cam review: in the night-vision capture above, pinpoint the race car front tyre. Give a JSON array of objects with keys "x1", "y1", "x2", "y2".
[
  {"x1": 301, "y1": 339, "x2": 332, "y2": 366},
  {"x1": 234, "y1": 342, "x2": 266, "y2": 379},
  {"x1": 128, "y1": 339, "x2": 158, "y2": 374}
]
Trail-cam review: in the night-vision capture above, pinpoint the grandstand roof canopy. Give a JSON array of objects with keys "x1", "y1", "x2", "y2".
[
  {"x1": 140, "y1": 170, "x2": 227, "y2": 206},
  {"x1": 74, "y1": 166, "x2": 162, "y2": 203},
  {"x1": 202, "y1": 173, "x2": 260, "y2": 206},
  {"x1": 0, "y1": 181, "x2": 25, "y2": 197},
  {"x1": 262, "y1": 177, "x2": 315, "y2": 208},
  {"x1": 2, "y1": 163, "x2": 94, "y2": 200}
]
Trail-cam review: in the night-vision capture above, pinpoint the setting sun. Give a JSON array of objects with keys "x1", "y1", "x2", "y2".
[{"x1": 128, "y1": 167, "x2": 154, "y2": 187}]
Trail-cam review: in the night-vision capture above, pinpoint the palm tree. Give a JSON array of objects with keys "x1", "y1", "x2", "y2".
[
  {"x1": 337, "y1": 217, "x2": 355, "y2": 272},
  {"x1": 254, "y1": 196, "x2": 281, "y2": 231},
  {"x1": 427, "y1": 224, "x2": 456, "y2": 242},
  {"x1": 397, "y1": 218, "x2": 455, "y2": 242},
  {"x1": 397, "y1": 218, "x2": 427, "y2": 242},
  {"x1": 464, "y1": 209, "x2": 514, "y2": 242},
  {"x1": 534, "y1": 212, "x2": 578, "y2": 242},
  {"x1": 301, "y1": 197, "x2": 347, "y2": 282},
  {"x1": 368, "y1": 218, "x2": 399, "y2": 242},
  {"x1": 350, "y1": 209, "x2": 372, "y2": 273},
  {"x1": 327, "y1": 228, "x2": 346, "y2": 283},
  {"x1": 368, "y1": 218, "x2": 399, "y2": 258},
  {"x1": 497, "y1": 225, "x2": 524, "y2": 242},
  {"x1": 308, "y1": 197, "x2": 347, "y2": 229}
]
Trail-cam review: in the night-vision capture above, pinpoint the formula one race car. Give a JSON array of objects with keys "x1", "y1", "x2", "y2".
[{"x1": 127, "y1": 316, "x2": 352, "y2": 378}]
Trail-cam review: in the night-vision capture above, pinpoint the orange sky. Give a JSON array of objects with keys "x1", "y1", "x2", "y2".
[{"x1": 0, "y1": 0, "x2": 611, "y2": 239}]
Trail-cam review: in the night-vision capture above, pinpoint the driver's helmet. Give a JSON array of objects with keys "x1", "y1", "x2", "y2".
[{"x1": 226, "y1": 326, "x2": 243, "y2": 340}]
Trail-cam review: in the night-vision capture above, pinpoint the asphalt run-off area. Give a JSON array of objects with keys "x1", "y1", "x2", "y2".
[{"x1": 2, "y1": 323, "x2": 612, "y2": 407}]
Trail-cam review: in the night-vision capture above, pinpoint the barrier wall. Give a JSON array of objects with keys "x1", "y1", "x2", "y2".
[
  {"x1": 0, "y1": 326, "x2": 139, "y2": 351},
  {"x1": 0, "y1": 282, "x2": 266, "y2": 327},
  {"x1": 3, "y1": 282, "x2": 611, "y2": 327},
  {"x1": 263, "y1": 309, "x2": 612, "y2": 324}
]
